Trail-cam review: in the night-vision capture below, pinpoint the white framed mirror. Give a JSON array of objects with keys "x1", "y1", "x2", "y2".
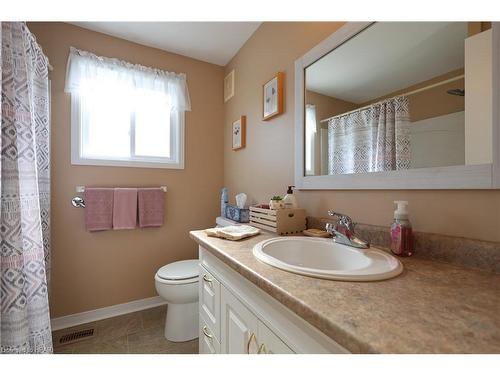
[{"x1": 295, "y1": 22, "x2": 500, "y2": 189}]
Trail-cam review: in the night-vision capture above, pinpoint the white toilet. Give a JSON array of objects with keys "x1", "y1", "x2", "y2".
[
  {"x1": 216, "y1": 216, "x2": 238, "y2": 227},
  {"x1": 154, "y1": 259, "x2": 199, "y2": 342}
]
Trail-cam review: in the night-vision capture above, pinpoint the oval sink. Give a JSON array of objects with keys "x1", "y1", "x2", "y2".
[{"x1": 253, "y1": 237, "x2": 403, "y2": 281}]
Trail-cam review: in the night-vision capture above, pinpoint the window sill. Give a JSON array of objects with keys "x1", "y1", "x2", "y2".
[{"x1": 71, "y1": 157, "x2": 184, "y2": 170}]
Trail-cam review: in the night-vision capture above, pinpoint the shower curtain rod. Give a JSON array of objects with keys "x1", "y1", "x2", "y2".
[{"x1": 319, "y1": 74, "x2": 465, "y2": 123}]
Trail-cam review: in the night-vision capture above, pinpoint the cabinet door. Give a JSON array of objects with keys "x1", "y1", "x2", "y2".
[
  {"x1": 199, "y1": 265, "x2": 221, "y2": 340},
  {"x1": 199, "y1": 315, "x2": 220, "y2": 354},
  {"x1": 221, "y1": 285, "x2": 259, "y2": 354},
  {"x1": 257, "y1": 320, "x2": 294, "y2": 354}
]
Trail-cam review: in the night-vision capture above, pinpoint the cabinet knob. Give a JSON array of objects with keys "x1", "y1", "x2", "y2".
[
  {"x1": 202, "y1": 325, "x2": 213, "y2": 339},
  {"x1": 246, "y1": 332, "x2": 257, "y2": 354},
  {"x1": 203, "y1": 274, "x2": 213, "y2": 283}
]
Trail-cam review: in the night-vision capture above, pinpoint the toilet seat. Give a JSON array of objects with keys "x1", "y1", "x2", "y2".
[{"x1": 155, "y1": 259, "x2": 199, "y2": 285}]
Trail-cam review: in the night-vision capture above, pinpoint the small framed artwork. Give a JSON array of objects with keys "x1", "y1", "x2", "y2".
[
  {"x1": 224, "y1": 69, "x2": 235, "y2": 102},
  {"x1": 262, "y1": 72, "x2": 284, "y2": 121},
  {"x1": 232, "y1": 116, "x2": 246, "y2": 151}
]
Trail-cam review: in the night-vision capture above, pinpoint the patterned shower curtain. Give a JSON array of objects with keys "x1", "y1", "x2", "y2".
[
  {"x1": 0, "y1": 22, "x2": 52, "y2": 354},
  {"x1": 327, "y1": 96, "x2": 411, "y2": 175}
]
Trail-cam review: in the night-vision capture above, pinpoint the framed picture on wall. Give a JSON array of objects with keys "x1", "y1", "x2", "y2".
[
  {"x1": 232, "y1": 116, "x2": 246, "y2": 151},
  {"x1": 224, "y1": 69, "x2": 235, "y2": 102},
  {"x1": 262, "y1": 72, "x2": 284, "y2": 121}
]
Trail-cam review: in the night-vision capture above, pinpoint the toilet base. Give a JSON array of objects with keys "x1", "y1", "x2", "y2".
[{"x1": 165, "y1": 301, "x2": 199, "y2": 342}]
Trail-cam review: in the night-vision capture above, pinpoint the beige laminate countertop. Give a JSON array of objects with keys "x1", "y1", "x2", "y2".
[{"x1": 190, "y1": 230, "x2": 500, "y2": 354}]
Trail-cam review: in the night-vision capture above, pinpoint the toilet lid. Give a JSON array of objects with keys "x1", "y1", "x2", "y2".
[{"x1": 157, "y1": 259, "x2": 199, "y2": 281}]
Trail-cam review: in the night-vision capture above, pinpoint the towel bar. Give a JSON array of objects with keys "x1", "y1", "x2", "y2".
[
  {"x1": 75, "y1": 185, "x2": 167, "y2": 193},
  {"x1": 71, "y1": 186, "x2": 167, "y2": 208},
  {"x1": 71, "y1": 196, "x2": 86, "y2": 208}
]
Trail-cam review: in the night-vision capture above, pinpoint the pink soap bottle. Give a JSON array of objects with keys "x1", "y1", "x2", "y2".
[{"x1": 390, "y1": 201, "x2": 413, "y2": 257}]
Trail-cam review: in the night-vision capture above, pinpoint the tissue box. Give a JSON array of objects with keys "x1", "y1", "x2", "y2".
[{"x1": 225, "y1": 204, "x2": 250, "y2": 223}]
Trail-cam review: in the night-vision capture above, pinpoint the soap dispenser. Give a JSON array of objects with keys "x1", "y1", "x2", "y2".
[
  {"x1": 390, "y1": 201, "x2": 413, "y2": 257},
  {"x1": 283, "y1": 186, "x2": 298, "y2": 209}
]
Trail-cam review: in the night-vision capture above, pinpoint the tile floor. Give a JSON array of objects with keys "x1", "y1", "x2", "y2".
[{"x1": 52, "y1": 305, "x2": 198, "y2": 354}]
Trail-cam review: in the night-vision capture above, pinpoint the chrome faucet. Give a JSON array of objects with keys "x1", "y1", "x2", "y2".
[{"x1": 325, "y1": 211, "x2": 370, "y2": 249}]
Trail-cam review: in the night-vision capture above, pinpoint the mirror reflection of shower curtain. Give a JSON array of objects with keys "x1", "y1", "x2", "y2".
[
  {"x1": 327, "y1": 96, "x2": 411, "y2": 175},
  {"x1": 305, "y1": 104, "x2": 317, "y2": 175}
]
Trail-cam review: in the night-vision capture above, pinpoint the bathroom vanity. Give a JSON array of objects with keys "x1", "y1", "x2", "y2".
[
  {"x1": 191, "y1": 229, "x2": 500, "y2": 354},
  {"x1": 198, "y1": 243, "x2": 346, "y2": 354}
]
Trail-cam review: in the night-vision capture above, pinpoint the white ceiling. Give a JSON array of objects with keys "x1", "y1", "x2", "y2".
[
  {"x1": 70, "y1": 22, "x2": 261, "y2": 66},
  {"x1": 306, "y1": 22, "x2": 467, "y2": 104}
]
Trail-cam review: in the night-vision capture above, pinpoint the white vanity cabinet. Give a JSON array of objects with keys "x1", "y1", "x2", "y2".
[
  {"x1": 220, "y1": 284, "x2": 260, "y2": 354},
  {"x1": 220, "y1": 284, "x2": 294, "y2": 354},
  {"x1": 198, "y1": 246, "x2": 348, "y2": 354},
  {"x1": 199, "y1": 266, "x2": 220, "y2": 339}
]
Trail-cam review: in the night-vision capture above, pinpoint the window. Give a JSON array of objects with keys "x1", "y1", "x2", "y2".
[
  {"x1": 305, "y1": 104, "x2": 317, "y2": 175},
  {"x1": 65, "y1": 47, "x2": 191, "y2": 169}
]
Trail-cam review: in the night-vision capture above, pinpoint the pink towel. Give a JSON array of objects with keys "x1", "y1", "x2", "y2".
[
  {"x1": 138, "y1": 188, "x2": 164, "y2": 228},
  {"x1": 113, "y1": 188, "x2": 138, "y2": 230},
  {"x1": 84, "y1": 188, "x2": 114, "y2": 232}
]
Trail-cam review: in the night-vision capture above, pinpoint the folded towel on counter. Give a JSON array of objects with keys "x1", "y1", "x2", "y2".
[
  {"x1": 84, "y1": 188, "x2": 114, "y2": 232},
  {"x1": 205, "y1": 225, "x2": 260, "y2": 241},
  {"x1": 113, "y1": 188, "x2": 138, "y2": 230},
  {"x1": 138, "y1": 188, "x2": 164, "y2": 228}
]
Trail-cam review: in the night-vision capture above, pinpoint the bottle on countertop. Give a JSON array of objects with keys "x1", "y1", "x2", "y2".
[
  {"x1": 390, "y1": 201, "x2": 413, "y2": 257},
  {"x1": 221, "y1": 187, "x2": 229, "y2": 218},
  {"x1": 283, "y1": 185, "x2": 298, "y2": 209}
]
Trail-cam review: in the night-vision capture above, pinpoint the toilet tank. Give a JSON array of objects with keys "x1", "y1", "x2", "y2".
[{"x1": 215, "y1": 216, "x2": 238, "y2": 227}]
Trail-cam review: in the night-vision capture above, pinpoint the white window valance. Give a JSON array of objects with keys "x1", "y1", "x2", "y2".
[{"x1": 64, "y1": 47, "x2": 191, "y2": 111}]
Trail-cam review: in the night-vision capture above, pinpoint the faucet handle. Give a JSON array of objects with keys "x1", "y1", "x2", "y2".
[
  {"x1": 326, "y1": 211, "x2": 369, "y2": 249},
  {"x1": 327, "y1": 210, "x2": 337, "y2": 217},
  {"x1": 327, "y1": 211, "x2": 354, "y2": 229}
]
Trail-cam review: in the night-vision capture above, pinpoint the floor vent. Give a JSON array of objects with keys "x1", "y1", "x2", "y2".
[{"x1": 58, "y1": 328, "x2": 95, "y2": 345}]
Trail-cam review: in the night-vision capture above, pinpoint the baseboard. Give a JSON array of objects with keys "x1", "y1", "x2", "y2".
[{"x1": 50, "y1": 296, "x2": 166, "y2": 331}]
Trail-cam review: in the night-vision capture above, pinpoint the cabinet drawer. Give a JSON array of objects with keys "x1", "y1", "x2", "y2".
[
  {"x1": 199, "y1": 265, "x2": 221, "y2": 340},
  {"x1": 257, "y1": 320, "x2": 294, "y2": 354},
  {"x1": 199, "y1": 314, "x2": 220, "y2": 354}
]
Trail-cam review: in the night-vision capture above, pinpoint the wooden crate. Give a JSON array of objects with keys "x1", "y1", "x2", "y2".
[{"x1": 249, "y1": 206, "x2": 306, "y2": 235}]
